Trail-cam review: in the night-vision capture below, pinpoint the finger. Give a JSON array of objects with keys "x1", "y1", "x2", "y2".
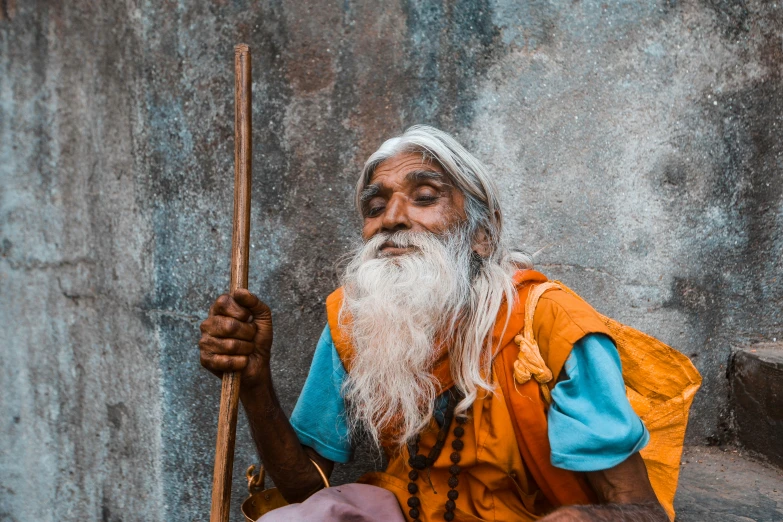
[
  {"x1": 208, "y1": 294, "x2": 229, "y2": 316},
  {"x1": 199, "y1": 334, "x2": 256, "y2": 356},
  {"x1": 200, "y1": 315, "x2": 256, "y2": 341},
  {"x1": 209, "y1": 294, "x2": 253, "y2": 322},
  {"x1": 200, "y1": 351, "x2": 249, "y2": 373},
  {"x1": 232, "y1": 289, "x2": 271, "y2": 320}
]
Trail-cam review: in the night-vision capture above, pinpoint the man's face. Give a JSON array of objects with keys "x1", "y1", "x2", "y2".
[{"x1": 360, "y1": 152, "x2": 467, "y2": 256}]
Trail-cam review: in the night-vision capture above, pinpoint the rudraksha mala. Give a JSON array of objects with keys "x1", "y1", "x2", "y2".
[{"x1": 405, "y1": 389, "x2": 467, "y2": 521}]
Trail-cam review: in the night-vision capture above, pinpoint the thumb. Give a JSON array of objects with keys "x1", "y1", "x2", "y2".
[{"x1": 231, "y1": 288, "x2": 271, "y2": 321}]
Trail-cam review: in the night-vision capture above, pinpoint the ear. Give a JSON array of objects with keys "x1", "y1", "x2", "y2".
[
  {"x1": 472, "y1": 227, "x2": 493, "y2": 258},
  {"x1": 472, "y1": 210, "x2": 501, "y2": 258}
]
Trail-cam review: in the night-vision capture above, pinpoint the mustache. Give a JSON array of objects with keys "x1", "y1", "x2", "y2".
[
  {"x1": 365, "y1": 230, "x2": 428, "y2": 252},
  {"x1": 362, "y1": 228, "x2": 466, "y2": 257}
]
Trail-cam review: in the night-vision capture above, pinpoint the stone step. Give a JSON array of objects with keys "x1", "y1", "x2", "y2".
[
  {"x1": 731, "y1": 343, "x2": 783, "y2": 468},
  {"x1": 674, "y1": 445, "x2": 783, "y2": 521}
]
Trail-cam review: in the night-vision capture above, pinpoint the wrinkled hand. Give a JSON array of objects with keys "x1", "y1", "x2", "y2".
[{"x1": 198, "y1": 289, "x2": 273, "y2": 388}]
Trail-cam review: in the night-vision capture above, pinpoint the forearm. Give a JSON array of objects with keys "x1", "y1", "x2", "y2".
[
  {"x1": 546, "y1": 502, "x2": 668, "y2": 521},
  {"x1": 240, "y1": 366, "x2": 329, "y2": 503},
  {"x1": 546, "y1": 452, "x2": 667, "y2": 521}
]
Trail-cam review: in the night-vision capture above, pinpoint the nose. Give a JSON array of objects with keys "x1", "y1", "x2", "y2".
[{"x1": 381, "y1": 194, "x2": 412, "y2": 232}]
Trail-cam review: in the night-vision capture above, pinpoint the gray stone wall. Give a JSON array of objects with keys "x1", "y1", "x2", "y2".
[{"x1": 1, "y1": 1, "x2": 780, "y2": 520}]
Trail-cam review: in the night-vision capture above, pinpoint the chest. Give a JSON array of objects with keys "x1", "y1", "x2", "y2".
[{"x1": 360, "y1": 369, "x2": 543, "y2": 522}]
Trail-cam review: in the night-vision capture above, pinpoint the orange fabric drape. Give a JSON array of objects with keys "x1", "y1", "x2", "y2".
[
  {"x1": 325, "y1": 269, "x2": 700, "y2": 521},
  {"x1": 326, "y1": 270, "x2": 611, "y2": 513}
]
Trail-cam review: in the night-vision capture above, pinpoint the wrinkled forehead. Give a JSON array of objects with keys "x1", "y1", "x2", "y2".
[{"x1": 368, "y1": 151, "x2": 449, "y2": 184}]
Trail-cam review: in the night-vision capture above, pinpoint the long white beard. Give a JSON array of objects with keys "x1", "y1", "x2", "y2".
[{"x1": 339, "y1": 227, "x2": 475, "y2": 449}]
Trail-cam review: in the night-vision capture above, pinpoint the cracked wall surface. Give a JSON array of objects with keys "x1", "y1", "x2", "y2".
[{"x1": 1, "y1": 1, "x2": 781, "y2": 520}]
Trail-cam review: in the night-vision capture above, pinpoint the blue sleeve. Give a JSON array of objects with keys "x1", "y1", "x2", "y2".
[
  {"x1": 289, "y1": 324, "x2": 353, "y2": 464},
  {"x1": 548, "y1": 333, "x2": 650, "y2": 472}
]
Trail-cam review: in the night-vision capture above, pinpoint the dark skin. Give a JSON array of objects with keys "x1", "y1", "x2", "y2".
[{"x1": 199, "y1": 153, "x2": 668, "y2": 520}]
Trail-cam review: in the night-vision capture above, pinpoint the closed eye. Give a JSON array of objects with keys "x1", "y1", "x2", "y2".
[
  {"x1": 415, "y1": 194, "x2": 439, "y2": 204},
  {"x1": 366, "y1": 203, "x2": 385, "y2": 217}
]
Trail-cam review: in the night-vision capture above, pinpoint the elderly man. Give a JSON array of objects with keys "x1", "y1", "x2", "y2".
[{"x1": 199, "y1": 126, "x2": 668, "y2": 521}]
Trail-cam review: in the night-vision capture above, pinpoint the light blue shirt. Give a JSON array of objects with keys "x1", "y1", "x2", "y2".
[
  {"x1": 290, "y1": 325, "x2": 649, "y2": 471},
  {"x1": 548, "y1": 333, "x2": 650, "y2": 471}
]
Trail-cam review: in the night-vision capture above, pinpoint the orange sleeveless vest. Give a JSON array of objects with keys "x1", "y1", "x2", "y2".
[{"x1": 325, "y1": 270, "x2": 614, "y2": 520}]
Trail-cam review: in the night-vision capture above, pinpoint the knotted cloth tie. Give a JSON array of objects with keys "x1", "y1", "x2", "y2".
[{"x1": 513, "y1": 282, "x2": 561, "y2": 404}]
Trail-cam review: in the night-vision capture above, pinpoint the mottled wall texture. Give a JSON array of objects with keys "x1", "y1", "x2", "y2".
[{"x1": 1, "y1": 1, "x2": 781, "y2": 520}]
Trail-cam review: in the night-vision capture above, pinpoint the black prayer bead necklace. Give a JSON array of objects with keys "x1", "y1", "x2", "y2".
[{"x1": 406, "y1": 389, "x2": 466, "y2": 522}]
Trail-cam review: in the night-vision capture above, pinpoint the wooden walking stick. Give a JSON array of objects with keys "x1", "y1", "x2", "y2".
[{"x1": 210, "y1": 43, "x2": 252, "y2": 522}]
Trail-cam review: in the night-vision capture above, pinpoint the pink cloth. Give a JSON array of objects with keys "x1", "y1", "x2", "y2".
[{"x1": 257, "y1": 483, "x2": 405, "y2": 522}]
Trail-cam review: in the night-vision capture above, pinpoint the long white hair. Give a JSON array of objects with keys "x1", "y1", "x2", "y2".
[{"x1": 341, "y1": 125, "x2": 532, "y2": 447}]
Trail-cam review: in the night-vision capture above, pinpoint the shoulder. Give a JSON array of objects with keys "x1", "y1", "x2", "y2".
[
  {"x1": 530, "y1": 284, "x2": 612, "y2": 382},
  {"x1": 533, "y1": 287, "x2": 608, "y2": 339},
  {"x1": 324, "y1": 287, "x2": 357, "y2": 371},
  {"x1": 326, "y1": 287, "x2": 344, "y2": 310}
]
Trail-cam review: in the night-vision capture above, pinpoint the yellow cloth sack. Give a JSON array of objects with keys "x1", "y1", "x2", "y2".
[{"x1": 529, "y1": 282, "x2": 702, "y2": 520}]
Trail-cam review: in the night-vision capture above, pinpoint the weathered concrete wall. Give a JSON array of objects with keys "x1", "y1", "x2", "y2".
[
  {"x1": 0, "y1": 2, "x2": 162, "y2": 521},
  {"x1": 1, "y1": 1, "x2": 781, "y2": 520}
]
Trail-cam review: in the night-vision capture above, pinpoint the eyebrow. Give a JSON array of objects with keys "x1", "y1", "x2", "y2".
[
  {"x1": 359, "y1": 184, "x2": 380, "y2": 204},
  {"x1": 405, "y1": 169, "x2": 447, "y2": 184}
]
